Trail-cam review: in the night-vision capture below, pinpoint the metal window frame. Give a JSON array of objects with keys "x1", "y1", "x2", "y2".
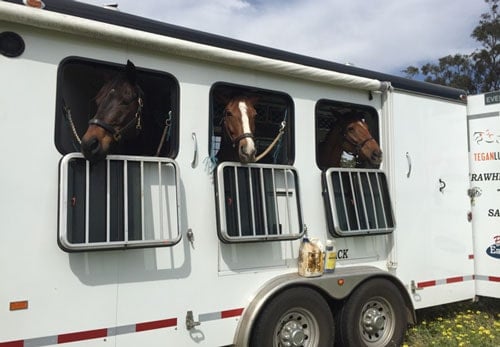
[
  {"x1": 58, "y1": 153, "x2": 182, "y2": 251},
  {"x1": 323, "y1": 168, "x2": 395, "y2": 237},
  {"x1": 215, "y1": 162, "x2": 304, "y2": 243}
]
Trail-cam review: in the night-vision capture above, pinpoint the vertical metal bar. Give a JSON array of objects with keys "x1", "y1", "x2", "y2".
[
  {"x1": 106, "y1": 159, "x2": 111, "y2": 242},
  {"x1": 140, "y1": 161, "x2": 145, "y2": 241},
  {"x1": 124, "y1": 160, "x2": 129, "y2": 242},
  {"x1": 348, "y1": 171, "x2": 361, "y2": 229},
  {"x1": 234, "y1": 166, "x2": 242, "y2": 237},
  {"x1": 272, "y1": 168, "x2": 280, "y2": 234},
  {"x1": 366, "y1": 172, "x2": 379, "y2": 229},
  {"x1": 375, "y1": 173, "x2": 388, "y2": 228},
  {"x1": 248, "y1": 167, "x2": 256, "y2": 236},
  {"x1": 283, "y1": 169, "x2": 292, "y2": 234},
  {"x1": 358, "y1": 171, "x2": 369, "y2": 230},
  {"x1": 85, "y1": 161, "x2": 90, "y2": 244},
  {"x1": 337, "y1": 171, "x2": 351, "y2": 231},
  {"x1": 259, "y1": 168, "x2": 269, "y2": 235},
  {"x1": 158, "y1": 160, "x2": 163, "y2": 240}
]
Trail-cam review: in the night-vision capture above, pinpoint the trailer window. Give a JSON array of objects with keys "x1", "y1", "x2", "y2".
[
  {"x1": 215, "y1": 162, "x2": 304, "y2": 243},
  {"x1": 316, "y1": 100, "x2": 393, "y2": 236},
  {"x1": 55, "y1": 57, "x2": 179, "y2": 158},
  {"x1": 58, "y1": 153, "x2": 181, "y2": 251},
  {"x1": 210, "y1": 84, "x2": 302, "y2": 242},
  {"x1": 210, "y1": 83, "x2": 294, "y2": 165}
]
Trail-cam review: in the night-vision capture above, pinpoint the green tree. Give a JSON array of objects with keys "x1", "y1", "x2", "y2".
[{"x1": 404, "y1": 0, "x2": 499, "y2": 94}]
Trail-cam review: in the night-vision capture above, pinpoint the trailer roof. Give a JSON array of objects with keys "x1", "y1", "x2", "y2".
[{"x1": 5, "y1": 0, "x2": 466, "y2": 102}]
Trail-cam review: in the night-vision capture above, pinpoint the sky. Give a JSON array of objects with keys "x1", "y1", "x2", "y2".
[{"x1": 76, "y1": 0, "x2": 489, "y2": 76}]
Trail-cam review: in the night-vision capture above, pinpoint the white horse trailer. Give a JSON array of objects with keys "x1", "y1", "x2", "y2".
[{"x1": 0, "y1": 1, "x2": 498, "y2": 346}]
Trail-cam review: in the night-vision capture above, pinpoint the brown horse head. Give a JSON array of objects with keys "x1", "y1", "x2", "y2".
[
  {"x1": 340, "y1": 113, "x2": 382, "y2": 167},
  {"x1": 219, "y1": 95, "x2": 258, "y2": 163},
  {"x1": 80, "y1": 60, "x2": 143, "y2": 163}
]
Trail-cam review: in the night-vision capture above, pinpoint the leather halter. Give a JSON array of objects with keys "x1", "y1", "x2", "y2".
[
  {"x1": 344, "y1": 134, "x2": 375, "y2": 154},
  {"x1": 342, "y1": 121, "x2": 375, "y2": 156},
  {"x1": 88, "y1": 96, "x2": 143, "y2": 141}
]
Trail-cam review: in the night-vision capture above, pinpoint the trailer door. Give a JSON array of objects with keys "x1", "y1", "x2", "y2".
[
  {"x1": 467, "y1": 91, "x2": 500, "y2": 298},
  {"x1": 392, "y1": 93, "x2": 474, "y2": 309}
]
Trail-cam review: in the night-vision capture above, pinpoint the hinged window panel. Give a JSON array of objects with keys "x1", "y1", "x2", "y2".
[
  {"x1": 215, "y1": 162, "x2": 304, "y2": 243},
  {"x1": 58, "y1": 153, "x2": 181, "y2": 251},
  {"x1": 323, "y1": 168, "x2": 395, "y2": 236}
]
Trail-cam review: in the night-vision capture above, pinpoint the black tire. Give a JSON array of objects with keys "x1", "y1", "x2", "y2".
[
  {"x1": 249, "y1": 286, "x2": 335, "y2": 347},
  {"x1": 336, "y1": 278, "x2": 407, "y2": 347}
]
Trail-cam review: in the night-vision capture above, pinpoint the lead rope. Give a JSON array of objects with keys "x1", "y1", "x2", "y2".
[{"x1": 255, "y1": 120, "x2": 286, "y2": 162}]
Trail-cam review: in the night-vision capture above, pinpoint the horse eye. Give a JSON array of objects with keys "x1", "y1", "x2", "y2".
[{"x1": 347, "y1": 126, "x2": 354, "y2": 131}]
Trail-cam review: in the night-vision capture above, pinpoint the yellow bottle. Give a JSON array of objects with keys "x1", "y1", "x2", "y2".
[{"x1": 324, "y1": 239, "x2": 336, "y2": 273}]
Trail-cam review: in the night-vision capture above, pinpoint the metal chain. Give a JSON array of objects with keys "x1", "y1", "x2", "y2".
[{"x1": 63, "y1": 104, "x2": 82, "y2": 145}]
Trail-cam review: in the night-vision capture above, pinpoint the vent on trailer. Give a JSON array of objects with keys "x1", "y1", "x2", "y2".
[
  {"x1": 323, "y1": 168, "x2": 395, "y2": 236},
  {"x1": 215, "y1": 162, "x2": 304, "y2": 242},
  {"x1": 58, "y1": 153, "x2": 181, "y2": 251}
]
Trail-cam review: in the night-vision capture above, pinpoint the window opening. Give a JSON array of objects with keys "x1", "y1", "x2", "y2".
[
  {"x1": 316, "y1": 100, "x2": 380, "y2": 169},
  {"x1": 210, "y1": 83, "x2": 294, "y2": 165},
  {"x1": 58, "y1": 153, "x2": 181, "y2": 251},
  {"x1": 55, "y1": 57, "x2": 179, "y2": 159}
]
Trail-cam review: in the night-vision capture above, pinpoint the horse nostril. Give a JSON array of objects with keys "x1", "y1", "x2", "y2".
[
  {"x1": 81, "y1": 137, "x2": 103, "y2": 160},
  {"x1": 87, "y1": 138, "x2": 100, "y2": 154},
  {"x1": 372, "y1": 150, "x2": 383, "y2": 162}
]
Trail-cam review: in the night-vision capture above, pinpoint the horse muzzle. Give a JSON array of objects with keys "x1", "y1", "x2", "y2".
[
  {"x1": 238, "y1": 138, "x2": 256, "y2": 163},
  {"x1": 81, "y1": 135, "x2": 108, "y2": 163},
  {"x1": 370, "y1": 149, "x2": 383, "y2": 165}
]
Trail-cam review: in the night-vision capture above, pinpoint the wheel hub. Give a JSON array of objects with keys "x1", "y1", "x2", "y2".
[
  {"x1": 279, "y1": 320, "x2": 306, "y2": 347},
  {"x1": 363, "y1": 307, "x2": 385, "y2": 335}
]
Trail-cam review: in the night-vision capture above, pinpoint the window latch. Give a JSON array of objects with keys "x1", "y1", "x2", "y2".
[{"x1": 186, "y1": 310, "x2": 201, "y2": 330}]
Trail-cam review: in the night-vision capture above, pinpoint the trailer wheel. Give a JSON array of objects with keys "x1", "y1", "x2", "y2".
[
  {"x1": 336, "y1": 278, "x2": 407, "y2": 347},
  {"x1": 249, "y1": 286, "x2": 334, "y2": 347}
]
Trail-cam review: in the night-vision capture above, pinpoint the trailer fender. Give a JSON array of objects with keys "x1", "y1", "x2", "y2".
[{"x1": 233, "y1": 265, "x2": 415, "y2": 346}]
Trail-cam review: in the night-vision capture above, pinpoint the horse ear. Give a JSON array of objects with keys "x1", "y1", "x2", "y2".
[{"x1": 125, "y1": 60, "x2": 137, "y2": 83}]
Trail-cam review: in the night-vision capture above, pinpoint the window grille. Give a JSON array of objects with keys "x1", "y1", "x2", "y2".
[
  {"x1": 58, "y1": 153, "x2": 181, "y2": 251},
  {"x1": 323, "y1": 168, "x2": 395, "y2": 236},
  {"x1": 215, "y1": 162, "x2": 304, "y2": 242}
]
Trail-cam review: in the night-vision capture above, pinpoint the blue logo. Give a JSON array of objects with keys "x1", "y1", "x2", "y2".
[{"x1": 486, "y1": 236, "x2": 500, "y2": 259}]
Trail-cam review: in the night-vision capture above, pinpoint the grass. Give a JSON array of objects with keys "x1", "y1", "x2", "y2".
[{"x1": 404, "y1": 297, "x2": 500, "y2": 347}]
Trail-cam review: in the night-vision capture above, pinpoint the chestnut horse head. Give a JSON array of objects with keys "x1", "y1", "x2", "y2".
[
  {"x1": 319, "y1": 112, "x2": 382, "y2": 168},
  {"x1": 80, "y1": 60, "x2": 143, "y2": 162},
  {"x1": 217, "y1": 95, "x2": 258, "y2": 163}
]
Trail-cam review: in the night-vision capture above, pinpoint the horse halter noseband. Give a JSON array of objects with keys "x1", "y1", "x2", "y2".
[
  {"x1": 88, "y1": 96, "x2": 143, "y2": 141},
  {"x1": 222, "y1": 109, "x2": 254, "y2": 148}
]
